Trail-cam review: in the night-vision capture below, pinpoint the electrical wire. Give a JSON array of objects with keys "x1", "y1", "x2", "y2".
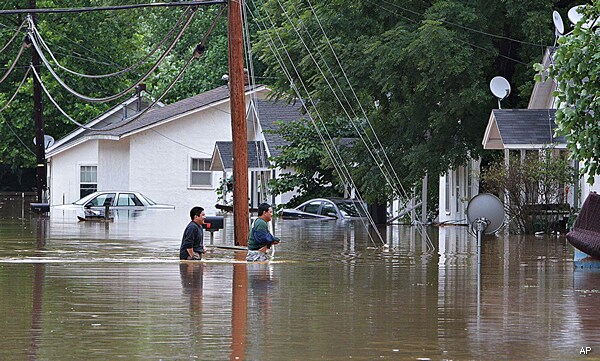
[
  {"x1": 0, "y1": 19, "x2": 25, "y2": 54},
  {"x1": 26, "y1": 9, "x2": 196, "y2": 103},
  {"x1": 248, "y1": 3, "x2": 385, "y2": 246},
  {"x1": 34, "y1": 5, "x2": 225, "y2": 135},
  {"x1": 31, "y1": 7, "x2": 195, "y2": 79},
  {"x1": 0, "y1": 41, "x2": 26, "y2": 84},
  {"x1": 0, "y1": 67, "x2": 36, "y2": 156},
  {"x1": 0, "y1": 1, "x2": 226, "y2": 15},
  {"x1": 375, "y1": 0, "x2": 551, "y2": 48}
]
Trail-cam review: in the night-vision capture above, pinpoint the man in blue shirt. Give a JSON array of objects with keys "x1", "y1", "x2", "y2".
[{"x1": 179, "y1": 206, "x2": 206, "y2": 260}]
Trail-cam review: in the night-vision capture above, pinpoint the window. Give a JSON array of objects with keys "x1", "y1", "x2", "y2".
[
  {"x1": 117, "y1": 193, "x2": 143, "y2": 206},
  {"x1": 80, "y1": 165, "x2": 97, "y2": 198},
  {"x1": 87, "y1": 193, "x2": 115, "y2": 207},
  {"x1": 302, "y1": 201, "x2": 322, "y2": 214},
  {"x1": 319, "y1": 202, "x2": 337, "y2": 217},
  {"x1": 191, "y1": 158, "x2": 212, "y2": 187}
]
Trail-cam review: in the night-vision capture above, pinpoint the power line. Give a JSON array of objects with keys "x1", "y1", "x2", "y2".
[{"x1": 0, "y1": 1, "x2": 225, "y2": 15}]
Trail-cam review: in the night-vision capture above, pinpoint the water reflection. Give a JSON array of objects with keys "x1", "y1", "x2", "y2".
[{"x1": 0, "y1": 196, "x2": 596, "y2": 360}]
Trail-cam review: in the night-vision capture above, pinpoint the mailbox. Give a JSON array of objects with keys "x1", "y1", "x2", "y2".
[{"x1": 202, "y1": 216, "x2": 224, "y2": 231}]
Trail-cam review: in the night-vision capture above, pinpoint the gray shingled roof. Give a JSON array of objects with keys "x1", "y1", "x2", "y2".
[
  {"x1": 255, "y1": 98, "x2": 305, "y2": 158},
  {"x1": 492, "y1": 109, "x2": 564, "y2": 145},
  {"x1": 86, "y1": 85, "x2": 233, "y2": 137},
  {"x1": 214, "y1": 141, "x2": 270, "y2": 171}
]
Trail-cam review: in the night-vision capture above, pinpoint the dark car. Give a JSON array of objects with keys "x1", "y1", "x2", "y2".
[{"x1": 281, "y1": 198, "x2": 367, "y2": 220}]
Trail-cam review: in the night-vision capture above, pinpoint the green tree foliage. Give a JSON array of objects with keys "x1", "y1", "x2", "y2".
[
  {"x1": 539, "y1": 1, "x2": 600, "y2": 183},
  {"x1": 252, "y1": 0, "x2": 574, "y2": 204},
  {"x1": 267, "y1": 116, "x2": 355, "y2": 207}
]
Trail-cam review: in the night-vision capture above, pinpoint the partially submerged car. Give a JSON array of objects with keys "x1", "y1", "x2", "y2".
[
  {"x1": 281, "y1": 198, "x2": 367, "y2": 220},
  {"x1": 66, "y1": 191, "x2": 175, "y2": 210}
]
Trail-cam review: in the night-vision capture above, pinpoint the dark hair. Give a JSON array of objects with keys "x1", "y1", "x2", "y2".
[
  {"x1": 257, "y1": 203, "x2": 271, "y2": 216},
  {"x1": 190, "y1": 206, "x2": 204, "y2": 220}
]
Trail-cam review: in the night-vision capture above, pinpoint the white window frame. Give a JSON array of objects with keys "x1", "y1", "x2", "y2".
[
  {"x1": 79, "y1": 164, "x2": 98, "y2": 198},
  {"x1": 189, "y1": 157, "x2": 213, "y2": 188}
]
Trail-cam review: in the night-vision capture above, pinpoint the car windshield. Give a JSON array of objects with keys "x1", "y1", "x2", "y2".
[
  {"x1": 335, "y1": 201, "x2": 367, "y2": 217},
  {"x1": 73, "y1": 192, "x2": 98, "y2": 205},
  {"x1": 138, "y1": 194, "x2": 156, "y2": 205}
]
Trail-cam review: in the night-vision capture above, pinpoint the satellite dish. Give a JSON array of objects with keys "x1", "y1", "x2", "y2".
[
  {"x1": 568, "y1": 5, "x2": 584, "y2": 26},
  {"x1": 33, "y1": 135, "x2": 55, "y2": 149},
  {"x1": 490, "y1": 76, "x2": 511, "y2": 100},
  {"x1": 553, "y1": 10, "x2": 565, "y2": 35},
  {"x1": 467, "y1": 193, "x2": 505, "y2": 234}
]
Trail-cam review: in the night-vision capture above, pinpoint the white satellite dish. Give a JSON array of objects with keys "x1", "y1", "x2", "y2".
[
  {"x1": 467, "y1": 193, "x2": 505, "y2": 235},
  {"x1": 33, "y1": 135, "x2": 55, "y2": 150},
  {"x1": 553, "y1": 10, "x2": 565, "y2": 35},
  {"x1": 489, "y1": 76, "x2": 511, "y2": 108},
  {"x1": 568, "y1": 5, "x2": 584, "y2": 26}
]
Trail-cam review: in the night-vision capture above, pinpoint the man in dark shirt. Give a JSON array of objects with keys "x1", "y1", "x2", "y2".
[{"x1": 179, "y1": 206, "x2": 206, "y2": 260}]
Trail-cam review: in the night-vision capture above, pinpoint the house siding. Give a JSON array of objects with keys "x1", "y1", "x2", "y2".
[
  {"x1": 98, "y1": 139, "x2": 130, "y2": 191},
  {"x1": 48, "y1": 140, "x2": 98, "y2": 205}
]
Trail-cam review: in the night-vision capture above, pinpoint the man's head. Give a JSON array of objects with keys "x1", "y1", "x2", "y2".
[
  {"x1": 258, "y1": 203, "x2": 273, "y2": 221},
  {"x1": 190, "y1": 206, "x2": 205, "y2": 224}
]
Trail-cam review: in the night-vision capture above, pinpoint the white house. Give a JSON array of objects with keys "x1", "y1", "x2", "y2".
[
  {"x1": 481, "y1": 47, "x2": 600, "y2": 209},
  {"x1": 439, "y1": 46, "x2": 600, "y2": 225},
  {"x1": 45, "y1": 85, "x2": 304, "y2": 214}
]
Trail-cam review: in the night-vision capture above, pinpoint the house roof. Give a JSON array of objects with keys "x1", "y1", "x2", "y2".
[
  {"x1": 255, "y1": 98, "x2": 305, "y2": 158},
  {"x1": 47, "y1": 85, "x2": 266, "y2": 157},
  {"x1": 482, "y1": 109, "x2": 565, "y2": 150},
  {"x1": 211, "y1": 141, "x2": 270, "y2": 171}
]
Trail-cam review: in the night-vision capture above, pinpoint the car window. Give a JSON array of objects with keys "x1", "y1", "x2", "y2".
[
  {"x1": 117, "y1": 193, "x2": 143, "y2": 206},
  {"x1": 319, "y1": 202, "x2": 337, "y2": 216},
  {"x1": 336, "y1": 201, "x2": 366, "y2": 217},
  {"x1": 87, "y1": 193, "x2": 115, "y2": 207},
  {"x1": 302, "y1": 201, "x2": 322, "y2": 214}
]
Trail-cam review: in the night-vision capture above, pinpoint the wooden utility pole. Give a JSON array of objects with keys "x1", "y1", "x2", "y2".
[
  {"x1": 228, "y1": 0, "x2": 249, "y2": 246},
  {"x1": 30, "y1": 0, "x2": 47, "y2": 203}
]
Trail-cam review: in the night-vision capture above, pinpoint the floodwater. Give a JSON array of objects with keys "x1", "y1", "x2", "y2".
[{"x1": 0, "y1": 194, "x2": 598, "y2": 361}]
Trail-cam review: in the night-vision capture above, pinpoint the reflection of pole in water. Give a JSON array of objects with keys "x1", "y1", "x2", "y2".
[
  {"x1": 29, "y1": 216, "x2": 48, "y2": 360},
  {"x1": 230, "y1": 252, "x2": 247, "y2": 361}
]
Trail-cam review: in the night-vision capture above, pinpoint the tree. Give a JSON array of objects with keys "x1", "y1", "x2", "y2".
[
  {"x1": 481, "y1": 149, "x2": 577, "y2": 234},
  {"x1": 252, "y1": 0, "x2": 572, "y2": 205},
  {"x1": 539, "y1": 1, "x2": 600, "y2": 183}
]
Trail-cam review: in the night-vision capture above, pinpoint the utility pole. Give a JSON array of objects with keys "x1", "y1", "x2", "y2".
[
  {"x1": 228, "y1": 0, "x2": 249, "y2": 246},
  {"x1": 30, "y1": 0, "x2": 47, "y2": 204}
]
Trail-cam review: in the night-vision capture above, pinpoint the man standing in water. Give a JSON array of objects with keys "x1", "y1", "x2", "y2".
[
  {"x1": 180, "y1": 206, "x2": 206, "y2": 260},
  {"x1": 247, "y1": 203, "x2": 280, "y2": 262}
]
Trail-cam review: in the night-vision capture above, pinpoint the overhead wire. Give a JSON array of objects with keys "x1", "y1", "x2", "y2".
[
  {"x1": 0, "y1": 1, "x2": 226, "y2": 15},
  {"x1": 368, "y1": 0, "x2": 533, "y2": 66},
  {"x1": 0, "y1": 67, "x2": 36, "y2": 156},
  {"x1": 0, "y1": 41, "x2": 26, "y2": 84},
  {"x1": 375, "y1": 0, "x2": 551, "y2": 48},
  {"x1": 34, "y1": 3, "x2": 225, "y2": 139},
  {"x1": 247, "y1": 2, "x2": 385, "y2": 246},
  {"x1": 304, "y1": 0, "x2": 435, "y2": 250},
  {"x1": 0, "y1": 19, "x2": 25, "y2": 54},
  {"x1": 32, "y1": 7, "x2": 194, "y2": 79},
  {"x1": 266, "y1": 0, "x2": 401, "y2": 243},
  {"x1": 26, "y1": 8, "x2": 196, "y2": 103}
]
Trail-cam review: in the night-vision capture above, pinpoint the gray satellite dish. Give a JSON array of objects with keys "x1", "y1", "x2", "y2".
[
  {"x1": 489, "y1": 76, "x2": 511, "y2": 108},
  {"x1": 553, "y1": 10, "x2": 565, "y2": 35},
  {"x1": 467, "y1": 193, "x2": 505, "y2": 235},
  {"x1": 33, "y1": 135, "x2": 55, "y2": 150}
]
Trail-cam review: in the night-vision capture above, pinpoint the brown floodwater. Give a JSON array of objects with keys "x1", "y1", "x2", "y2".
[{"x1": 0, "y1": 193, "x2": 598, "y2": 360}]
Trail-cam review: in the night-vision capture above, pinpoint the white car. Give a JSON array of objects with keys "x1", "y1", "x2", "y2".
[{"x1": 68, "y1": 191, "x2": 175, "y2": 210}]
